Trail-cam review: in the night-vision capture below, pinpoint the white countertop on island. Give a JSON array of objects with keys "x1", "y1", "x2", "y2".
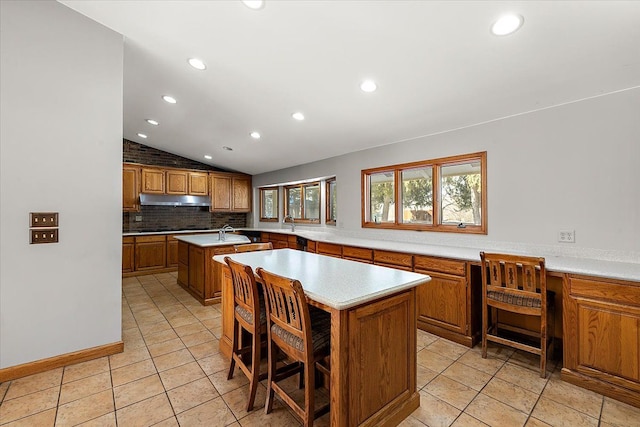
[
  {"x1": 174, "y1": 233, "x2": 250, "y2": 247},
  {"x1": 213, "y1": 249, "x2": 430, "y2": 310}
]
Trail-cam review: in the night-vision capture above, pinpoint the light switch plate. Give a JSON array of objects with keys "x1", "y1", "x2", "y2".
[
  {"x1": 30, "y1": 212, "x2": 59, "y2": 228},
  {"x1": 31, "y1": 228, "x2": 59, "y2": 244}
]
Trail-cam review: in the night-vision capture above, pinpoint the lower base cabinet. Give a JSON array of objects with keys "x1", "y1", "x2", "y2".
[
  {"x1": 562, "y1": 274, "x2": 640, "y2": 408},
  {"x1": 122, "y1": 237, "x2": 135, "y2": 273},
  {"x1": 414, "y1": 255, "x2": 480, "y2": 347},
  {"x1": 134, "y1": 235, "x2": 167, "y2": 271}
]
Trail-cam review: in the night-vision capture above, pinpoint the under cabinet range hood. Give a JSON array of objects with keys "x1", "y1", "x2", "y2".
[{"x1": 139, "y1": 194, "x2": 211, "y2": 207}]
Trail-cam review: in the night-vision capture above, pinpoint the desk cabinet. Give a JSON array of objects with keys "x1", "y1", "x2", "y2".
[{"x1": 563, "y1": 274, "x2": 640, "y2": 407}]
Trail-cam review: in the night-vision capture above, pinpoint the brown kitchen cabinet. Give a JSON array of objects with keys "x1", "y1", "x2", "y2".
[
  {"x1": 210, "y1": 172, "x2": 252, "y2": 212},
  {"x1": 188, "y1": 172, "x2": 209, "y2": 195},
  {"x1": 166, "y1": 170, "x2": 188, "y2": 195},
  {"x1": 317, "y1": 242, "x2": 342, "y2": 258},
  {"x1": 141, "y1": 167, "x2": 165, "y2": 194},
  {"x1": 342, "y1": 245, "x2": 373, "y2": 263},
  {"x1": 122, "y1": 237, "x2": 135, "y2": 273},
  {"x1": 134, "y1": 235, "x2": 167, "y2": 271},
  {"x1": 562, "y1": 274, "x2": 640, "y2": 407},
  {"x1": 123, "y1": 164, "x2": 140, "y2": 212},
  {"x1": 413, "y1": 255, "x2": 479, "y2": 346},
  {"x1": 260, "y1": 232, "x2": 298, "y2": 249},
  {"x1": 166, "y1": 235, "x2": 179, "y2": 267},
  {"x1": 176, "y1": 240, "x2": 237, "y2": 305},
  {"x1": 373, "y1": 249, "x2": 413, "y2": 271}
]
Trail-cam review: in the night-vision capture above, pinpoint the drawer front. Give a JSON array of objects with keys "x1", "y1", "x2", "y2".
[
  {"x1": 213, "y1": 246, "x2": 236, "y2": 255},
  {"x1": 342, "y1": 246, "x2": 373, "y2": 262},
  {"x1": 569, "y1": 275, "x2": 640, "y2": 306},
  {"x1": 123, "y1": 236, "x2": 135, "y2": 244},
  {"x1": 317, "y1": 242, "x2": 342, "y2": 257},
  {"x1": 373, "y1": 250, "x2": 413, "y2": 269},
  {"x1": 414, "y1": 255, "x2": 466, "y2": 276},
  {"x1": 135, "y1": 235, "x2": 166, "y2": 244}
]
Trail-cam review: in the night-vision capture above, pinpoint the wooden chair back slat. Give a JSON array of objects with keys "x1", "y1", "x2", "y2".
[
  {"x1": 225, "y1": 257, "x2": 259, "y2": 315},
  {"x1": 523, "y1": 264, "x2": 536, "y2": 292},
  {"x1": 234, "y1": 242, "x2": 274, "y2": 253},
  {"x1": 482, "y1": 253, "x2": 545, "y2": 296},
  {"x1": 505, "y1": 262, "x2": 518, "y2": 289}
]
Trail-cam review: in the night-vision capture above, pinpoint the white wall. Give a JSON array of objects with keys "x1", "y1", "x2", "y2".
[
  {"x1": 252, "y1": 88, "x2": 640, "y2": 263},
  {"x1": 0, "y1": 1, "x2": 123, "y2": 368}
]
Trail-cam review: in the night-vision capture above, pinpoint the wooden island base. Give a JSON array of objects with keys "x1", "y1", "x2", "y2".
[{"x1": 219, "y1": 259, "x2": 422, "y2": 426}]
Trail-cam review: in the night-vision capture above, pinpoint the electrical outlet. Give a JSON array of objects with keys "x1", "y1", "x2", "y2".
[
  {"x1": 135, "y1": 215, "x2": 143, "y2": 222},
  {"x1": 558, "y1": 230, "x2": 575, "y2": 243}
]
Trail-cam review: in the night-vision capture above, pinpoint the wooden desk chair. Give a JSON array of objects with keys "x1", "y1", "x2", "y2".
[
  {"x1": 224, "y1": 257, "x2": 268, "y2": 411},
  {"x1": 256, "y1": 267, "x2": 331, "y2": 427},
  {"x1": 234, "y1": 242, "x2": 273, "y2": 253},
  {"x1": 480, "y1": 252, "x2": 554, "y2": 378}
]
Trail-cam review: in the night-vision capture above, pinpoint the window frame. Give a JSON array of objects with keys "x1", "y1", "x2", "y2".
[
  {"x1": 259, "y1": 186, "x2": 280, "y2": 222},
  {"x1": 326, "y1": 177, "x2": 337, "y2": 225},
  {"x1": 284, "y1": 181, "x2": 321, "y2": 224},
  {"x1": 361, "y1": 151, "x2": 487, "y2": 234}
]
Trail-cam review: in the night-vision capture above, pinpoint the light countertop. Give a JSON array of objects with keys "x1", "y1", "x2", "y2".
[
  {"x1": 173, "y1": 233, "x2": 250, "y2": 247},
  {"x1": 124, "y1": 227, "x2": 639, "y2": 282},
  {"x1": 213, "y1": 249, "x2": 430, "y2": 310}
]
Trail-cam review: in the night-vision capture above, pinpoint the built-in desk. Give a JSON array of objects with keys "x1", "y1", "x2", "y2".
[{"x1": 214, "y1": 249, "x2": 431, "y2": 427}]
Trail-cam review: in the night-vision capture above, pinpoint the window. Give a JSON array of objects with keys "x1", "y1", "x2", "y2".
[
  {"x1": 362, "y1": 152, "x2": 486, "y2": 233},
  {"x1": 259, "y1": 187, "x2": 279, "y2": 222},
  {"x1": 285, "y1": 182, "x2": 320, "y2": 223},
  {"x1": 326, "y1": 178, "x2": 337, "y2": 225}
]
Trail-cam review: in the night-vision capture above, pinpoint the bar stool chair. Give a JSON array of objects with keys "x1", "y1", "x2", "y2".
[
  {"x1": 224, "y1": 256, "x2": 268, "y2": 411},
  {"x1": 480, "y1": 252, "x2": 555, "y2": 378},
  {"x1": 234, "y1": 242, "x2": 273, "y2": 253},
  {"x1": 256, "y1": 267, "x2": 331, "y2": 427}
]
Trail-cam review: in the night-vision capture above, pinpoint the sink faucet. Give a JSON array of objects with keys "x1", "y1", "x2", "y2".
[
  {"x1": 283, "y1": 215, "x2": 295, "y2": 232},
  {"x1": 219, "y1": 224, "x2": 235, "y2": 241}
]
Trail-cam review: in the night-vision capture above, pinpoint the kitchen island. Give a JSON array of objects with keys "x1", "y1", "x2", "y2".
[
  {"x1": 175, "y1": 233, "x2": 250, "y2": 305},
  {"x1": 214, "y1": 249, "x2": 431, "y2": 427}
]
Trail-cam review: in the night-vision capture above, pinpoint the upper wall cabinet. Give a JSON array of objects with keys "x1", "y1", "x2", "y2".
[
  {"x1": 123, "y1": 164, "x2": 140, "y2": 212},
  {"x1": 210, "y1": 172, "x2": 252, "y2": 213},
  {"x1": 138, "y1": 166, "x2": 210, "y2": 197},
  {"x1": 142, "y1": 167, "x2": 165, "y2": 194}
]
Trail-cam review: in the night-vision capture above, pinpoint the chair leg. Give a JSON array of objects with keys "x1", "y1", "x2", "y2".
[
  {"x1": 246, "y1": 330, "x2": 260, "y2": 411},
  {"x1": 264, "y1": 340, "x2": 276, "y2": 415},
  {"x1": 303, "y1": 361, "x2": 315, "y2": 427},
  {"x1": 481, "y1": 302, "x2": 488, "y2": 359},
  {"x1": 228, "y1": 319, "x2": 238, "y2": 380}
]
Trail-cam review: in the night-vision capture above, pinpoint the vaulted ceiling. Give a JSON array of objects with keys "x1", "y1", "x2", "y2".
[{"x1": 59, "y1": 1, "x2": 640, "y2": 175}]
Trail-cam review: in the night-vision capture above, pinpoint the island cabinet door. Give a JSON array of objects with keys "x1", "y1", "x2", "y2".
[
  {"x1": 188, "y1": 246, "x2": 205, "y2": 298},
  {"x1": 177, "y1": 241, "x2": 189, "y2": 287}
]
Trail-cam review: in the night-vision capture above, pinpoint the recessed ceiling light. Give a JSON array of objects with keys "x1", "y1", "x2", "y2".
[
  {"x1": 137, "y1": 133, "x2": 147, "y2": 139},
  {"x1": 223, "y1": 146, "x2": 233, "y2": 151},
  {"x1": 241, "y1": 0, "x2": 264, "y2": 10},
  {"x1": 250, "y1": 131, "x2": 261, "y2": 139},
  {"x1": 491, "y1": 14, "x2": 524, "y2": 36},
  {"x1": 360, "y1": 80, "x2": 377, "y2": 92},
  {"x1": 292, "y1": 112, "x2": 305, "y2": 121},
  {"x1": 162, "y1": 95, "x2": 177, "y2": 104},
  {"x1": 204, "y1": 155, "x2": 212, "y2": 160},
  {"x1": 146, "y1": 119, "x2": 159, "y2": 126},
  {"x1": 188, "y1": 58, "x2": 206, "y2": 70}
]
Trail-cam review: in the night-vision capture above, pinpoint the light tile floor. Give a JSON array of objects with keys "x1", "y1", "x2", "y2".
[{"x1": 1, "y1": 272, "x2": 639, "y2": 426}]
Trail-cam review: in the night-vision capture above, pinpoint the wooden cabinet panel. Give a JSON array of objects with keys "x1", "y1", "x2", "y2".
[
  {"x1": 123, "y1": 165, "x2": 140, "y2": 212},
  {"x1": 177, "y1": 241, "x2": 189, "y2": 287},
  {"x1": 232, "y1": 176, "x2": 251, "y2": 212},
  {"x1": 317, "y1": 242, "x2": 342, "y2": 258},
  {"x1": 141, "y1": 168, "x2": 165, "y2": 194},
  {"x1": 166, "y1": 235, "x2": 179, "y2": 267},
  {"x1": 188, "y1": 172, "x2": 209, "y2": 195},
  {"x1": 210, "y1": 175, "x2": 232, "y2": 211},
  {"x1": 415, "y1": 269, "x2": 467, "y2": 335},
  {"x1": 307, "y1": 241, "x2": 317, "y2": 253},
  {"x1": 166, "y1": 170, "x2": 188, "y2": 195},
  {"x1": 122, "y1": 237, "x2": 135, "y2": 273},
  {"x1": 210, "y1": 173, "x2": 252, "y2": 212},
  {"x1": 414, "y1": 255, "x2": 465, "y2": 276},
  {"x1": 563, "y1": 274, "x2": 640, "y2": 407},
  {"x1": 220, "y1": 266, "x2": 234, "y2": 357},
  {"x1": 135, "y1": 235, "x2": 167, "y2": 271},
  {"x1": 188, "y1": 246, "x2": 205, "y2": 298},
  {"x1": 374, "y1": 250, "x2": 413, "y2": 270},
  {"x1": 342, "y1": 246, "x2": 373, "y2": 263}
]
